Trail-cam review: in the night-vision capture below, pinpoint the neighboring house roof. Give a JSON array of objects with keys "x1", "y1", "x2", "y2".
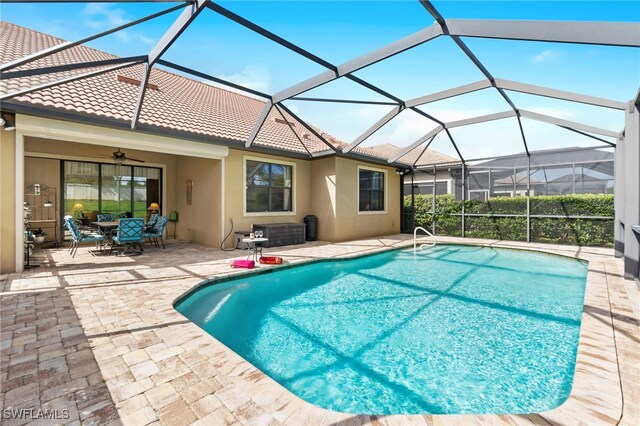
[
  {"x1": 360, "y1": 143, "x2": 460, "y2": 167},
  {"x1": 0, "y1": 22, "x2": 341, "y2": 156},
  {"x1": 475, "y1": 146, "x2": 614, "y2": 168},
  {"x1": 492, "y1": 175, "x2": 544, "y2": 185},
  {"x1": 549, "y1": 173, "x2": 611, "y2": 183}
]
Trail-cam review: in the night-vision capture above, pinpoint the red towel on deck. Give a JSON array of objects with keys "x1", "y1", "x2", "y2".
[
  {"x1": 259, "y1": 256, "x2": 283, "y2": 265},
  {"x1": 230, "y1": 259, "x2": 255, "y2": 269}
]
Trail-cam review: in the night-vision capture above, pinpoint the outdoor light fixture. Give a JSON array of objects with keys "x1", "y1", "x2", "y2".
[
  {"x1": 395, "y1": 169, "x2": 409, "y2": 176},
  {"x1": 1, "y1": 113, "x2": 16, "y2": 131}
]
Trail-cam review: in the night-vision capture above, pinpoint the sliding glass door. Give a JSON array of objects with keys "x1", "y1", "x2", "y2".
[
  {"x1": 63, "y1": 160, "x2": 162, "y2": 221},
  {"x1": 134, "y1": 167, "x2": 161, "y2": 220},
  {"x1": 63, "y1": 162, "x2": 99, "y2": 218},
  {"x1": 101, "y1": 164, "x2": 133, "y2": 216}
]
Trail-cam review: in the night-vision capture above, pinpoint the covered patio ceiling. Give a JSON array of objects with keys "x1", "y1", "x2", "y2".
[{"x1": 1, "y1": 0, "x2": 639, "y2": 167}]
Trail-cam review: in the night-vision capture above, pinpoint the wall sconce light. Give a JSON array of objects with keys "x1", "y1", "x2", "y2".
[
  {"x1": 1, "y1": 113, "x2": 16, "y2": 131},
  {"x1": 186, "y1": 179, "x2": 193, "y2": 205}
]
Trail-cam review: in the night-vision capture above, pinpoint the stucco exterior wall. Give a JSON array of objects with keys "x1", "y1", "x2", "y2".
[
  {"x1": 175, "y1": 156, "x2": 222, "y2": 247},
  {"x1": 4, "y1": 118, "x2": 404, "y2": 270},
  {"x1": 309, "y1": 157, "x2": 337, "y2": 242},
  {"x1": 334, "y1": 157, "x2": 401, "y2": 241},
  {"x1": 0, "y1": 130, "x2": 16, "y2": 273},
  {"x1": 307, "y1": 156, "x2": 401, "y2": 243},
  {"x1": 222, "y1": 149, "x2": 311, "y2": 247}
]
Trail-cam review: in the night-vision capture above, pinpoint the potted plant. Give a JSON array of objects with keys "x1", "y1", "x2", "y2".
[{"x1": 32, "y1": 228, "x2": 46, "y2": 244}]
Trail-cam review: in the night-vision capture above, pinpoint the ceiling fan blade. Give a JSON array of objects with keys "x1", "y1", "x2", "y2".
[{"x1": 127, "y1": 157, "x2": 146, "y2": 163}]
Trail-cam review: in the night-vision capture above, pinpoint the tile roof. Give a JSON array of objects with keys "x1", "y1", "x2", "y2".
[
  {"x1": 0, "y1": 21, "x2": 453, "y2": 164},
  {"x1": 0, "y1": 22, "x2": 339, "y2": 155},
  {"x1": 357, "y1": 143, "x2": 460, "y2": 167}
]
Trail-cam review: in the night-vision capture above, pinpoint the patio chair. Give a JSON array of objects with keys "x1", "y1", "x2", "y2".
[
  {"x1": 97, "y1": 213, "x2": 115, "y2": 222},
  {"x1": 63, "y1": 215, "x2": 105, "y2": 257},
  {"x1": 144, "y1": 213, "x2": 159, "y2": 234},
  {"x1": 109, "y1": 218, "x2": 145, "y2": 256},
  {"x1": 143, "y1": 215, "x2": 168, "y2": 248}
]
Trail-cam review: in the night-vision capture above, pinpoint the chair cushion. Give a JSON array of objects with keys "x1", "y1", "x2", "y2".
[
  {"x1": 259, "y1": 256, "x2": 283, "y2": 265},
  {"x1": 230, "y1": 259, "x2": 255, "y2": 269},
  {"x1": 81, "y1": 233, "x2": 104, "y2": 242}
]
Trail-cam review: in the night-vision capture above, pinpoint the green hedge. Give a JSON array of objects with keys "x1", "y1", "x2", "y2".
[{"x1": 403, "y1": 194, "x2": 614, "y2": 247}]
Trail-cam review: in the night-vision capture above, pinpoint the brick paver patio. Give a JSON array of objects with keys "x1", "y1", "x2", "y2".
[{"x1": 1, "y1": 235, "x2": 638, "y2": 425}]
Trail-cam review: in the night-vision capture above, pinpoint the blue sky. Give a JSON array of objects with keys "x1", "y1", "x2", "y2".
[{"x1": 1, "y1": 1, "x2": 639, "y2": 160}]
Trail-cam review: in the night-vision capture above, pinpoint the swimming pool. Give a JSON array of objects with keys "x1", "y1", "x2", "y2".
[{"x1": 175, "y1": 245, "x2": 588, "y2": 415}]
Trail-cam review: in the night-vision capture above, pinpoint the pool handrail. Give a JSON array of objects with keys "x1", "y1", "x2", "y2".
[{"x1": 414, "y1": 226, "x2": 436, "y2": 253}]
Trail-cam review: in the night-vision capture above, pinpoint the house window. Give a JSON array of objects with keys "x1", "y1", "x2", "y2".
[
  {"x1": 246, "y1": 159, "x2": 293, "y2": 212},
  {"x1": 359, "y1": 168, "x2": 385, "y2": 212},
  {"x1": 468, "y1": 190, "x2": 488, "y2": 201}
]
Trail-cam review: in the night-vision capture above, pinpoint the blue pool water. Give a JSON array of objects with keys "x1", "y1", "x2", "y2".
[{"x1": 175, "y1": 245, "x2": 588, "y2": 415}]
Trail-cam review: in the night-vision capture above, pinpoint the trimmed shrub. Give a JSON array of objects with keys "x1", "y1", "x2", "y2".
[{"x1": 404, "y1": 194, "x2": 613, "y2": 247}]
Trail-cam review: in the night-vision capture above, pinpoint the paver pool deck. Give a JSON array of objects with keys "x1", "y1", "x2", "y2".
[{"x1": 1, "y1": 235, "x2": 638, "y2": 425}]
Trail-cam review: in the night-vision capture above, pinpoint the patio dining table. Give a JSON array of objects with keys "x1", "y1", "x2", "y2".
[{"x1": 90, "y1": 221, "x2": 119, "y2": 243}]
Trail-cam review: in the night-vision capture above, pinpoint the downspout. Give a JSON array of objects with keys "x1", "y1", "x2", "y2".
[
  {"x1": 527, "y1": 156, "x2": 531, "y2": 242},
  {"x1": 432, "y1": 165, "x2": 436, "y2": 235},
  {"x1": 411, "y1": 170, "x2": 415, "y2": 232},
  {"x1": 461, "y1": 162, "x2": 466, "y2": 238}
]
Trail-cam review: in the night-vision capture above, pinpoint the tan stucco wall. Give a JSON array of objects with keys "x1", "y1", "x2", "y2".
[
  {"x1": 333, "y1": 157, "x2": 401, "y2": 241},
  {"x1": 6, "y1": 127, "x2": 403, "y2": 268},
  {"x1": 222, "y1": 149, "x2": 311, "y2": 247},
  {"x1": 25, "y1": 157, "x2": 60, "y2": 244},
  {"x1": 308, "y1": 156, "x2": 401, "y2": 242},
  {"x1": 174, "y1": 156, "x2": 222, "y2": 247},
  {"x1": 0, "y1": 130, "x2": 16, "y2": 273},
  {"x1": 309, "y1": 157, "x2": 337, "y2": 242}
]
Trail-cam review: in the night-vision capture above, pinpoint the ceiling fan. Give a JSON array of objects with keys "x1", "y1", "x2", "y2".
[{"x1": 107, "y1": 148, "x2": 145, "y2": 163}]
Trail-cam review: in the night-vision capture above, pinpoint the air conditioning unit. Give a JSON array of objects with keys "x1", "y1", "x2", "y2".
[{"x1": 234, "y1": 232, "x2": 250, "y2": 250}]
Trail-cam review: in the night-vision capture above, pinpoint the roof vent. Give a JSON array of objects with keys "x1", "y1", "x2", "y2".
[
  {"x1": 116, "y1": 75, "x2": 159, "y2": 91},
  {"x1": 272, "y1": 117, "x2": 295, "y2": 126}
]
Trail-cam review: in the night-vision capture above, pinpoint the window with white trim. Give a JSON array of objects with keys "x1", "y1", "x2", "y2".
[
  {"x1": 359, "y1": 168, "x2": 385, "y2": 212},
  {"x1": 246, "y1": 159, "x2": 293, "y2": 212}
]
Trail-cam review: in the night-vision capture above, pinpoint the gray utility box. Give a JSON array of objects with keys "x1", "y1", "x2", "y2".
[
  {"x1": 234, "y1": 231, "x2": 250, "y2": 249},
  {"x1": 253, "y1": 223, "x2": 306, "y2": 248}
]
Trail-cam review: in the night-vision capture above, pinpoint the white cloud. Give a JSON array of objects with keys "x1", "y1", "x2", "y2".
[
  {"x1": 428, "y1": 108, "x2": 495, "y2": 123},
  {"x1": 530, "y1": 49, "x2": 560, "y2": 64},
  {"x1": 84, "y1": 3, "x2": 127, "y2": 28},
  {"x1": 83, "y1": 4, "x2": 154, "y2": 46},
  {"x1": 365, "y1": 111, "x2": 437, "y2": 146},
  {"x1": 217, "y1": 65, "x2": 273, "y2": 94},
  {"x1": 114, "y1": 31, "x2": 154, "y2": 46}
]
